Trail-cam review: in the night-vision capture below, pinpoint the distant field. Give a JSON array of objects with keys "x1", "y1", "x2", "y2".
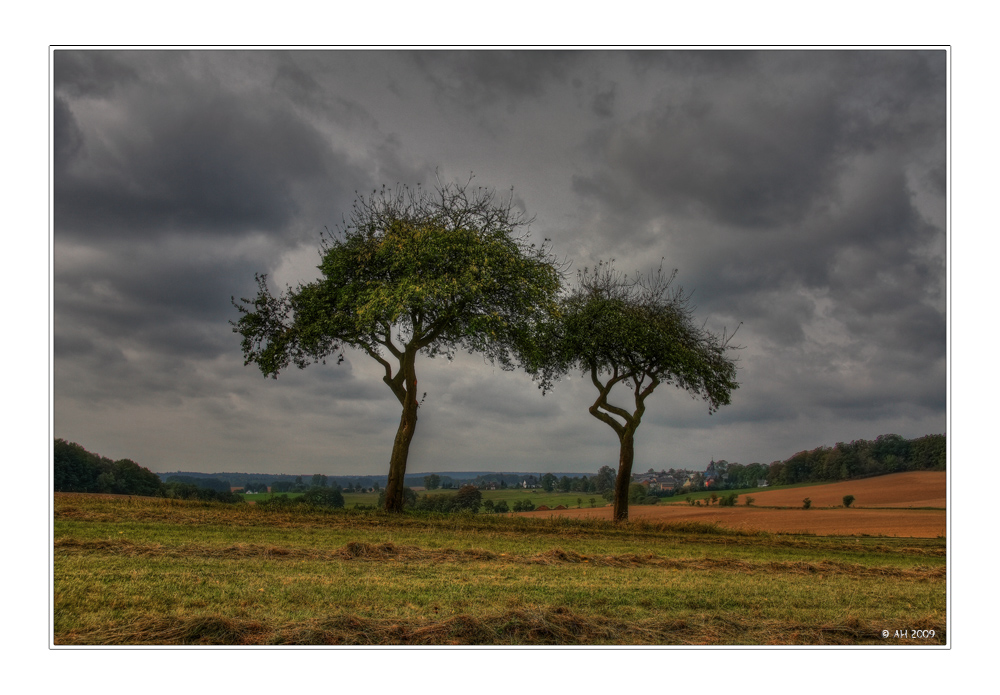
[
  {"x1": 517, "y1": 472, "x2": 947, "y2": 538},
  {"x1": 53, "y1": 492, "x2": 946, "y2": 646},
  {"x1": 247, "y1": 488, "x2": 610, "y2": 509}
]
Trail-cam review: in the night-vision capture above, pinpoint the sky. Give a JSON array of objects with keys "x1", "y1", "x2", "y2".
[{"x1": 52, "y1": 49, "x2": 948, "y2": 477}]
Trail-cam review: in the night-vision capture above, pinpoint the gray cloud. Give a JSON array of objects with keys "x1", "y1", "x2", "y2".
[{"x1": 53, "y1": 49, "x2": 947, "y2": 475}]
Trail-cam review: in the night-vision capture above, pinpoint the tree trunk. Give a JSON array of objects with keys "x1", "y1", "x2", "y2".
[
  {"x1": 612, "y1": 428, "x2": 636, "y2": 522},
  {"x1": 383, "y1": 348, "x2": 419, "y2": 513}
]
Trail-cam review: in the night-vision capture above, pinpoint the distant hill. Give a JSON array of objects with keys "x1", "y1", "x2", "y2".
[{"x1": 154, "y1": 470, "x2": 593, "y2": 489}]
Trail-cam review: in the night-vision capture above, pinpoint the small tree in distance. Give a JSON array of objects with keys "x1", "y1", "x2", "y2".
[{"x1": 843, "y1": 494, "x2": 855, "y2": 508}]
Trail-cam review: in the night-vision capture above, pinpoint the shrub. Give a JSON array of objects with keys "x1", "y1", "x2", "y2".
[
  {"x1": 453, "y1": 485, "x2": 483, "y2": 513},
  {"x1": 843, "y1": 494, "x2": 855, "y2": 508},
  {"x1": 744, "y1": 496, "x2": 755, "y2": 506},
  {"x1": 494, "y1": 500, "x2": 509, "y2": 514},
  {"x1": 802, "y1": 497, "x2": 812, "y2": 509},
  {"x1": 300, "y1": 486, "x2": 345, "y2": 508},
  {"x1": 719, "y1": 492, "x2": 738, "y2": 507}
]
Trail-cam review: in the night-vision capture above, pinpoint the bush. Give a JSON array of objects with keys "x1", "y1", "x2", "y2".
[
  {"x1": 628, "y1": 483, "x2": 647, "y2": 504},
  {"x1": 744, "y1": 496, "x2": 755, "y2": 506},
  {"x1": 719, "y1": 492, "x2": 738, "y2": 507},
  {"x1": 300, "y1": 486, "x2": 345, "y2": 508},
  {"x1": 843, "y1": 494, "x2": 855, "y2": 508},
  {"x1": 494, "y1": 500, "x2": 509, "y2": 514},
  {"x1": 802, "y1": 497, "x2": 812, "y2": 509},
  {"x1": 453, "y1": 485, "x2": 483, "y2": 513}
]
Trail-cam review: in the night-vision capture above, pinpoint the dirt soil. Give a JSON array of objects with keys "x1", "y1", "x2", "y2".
[{"x1": 518, "y1": 471, "x2": 947, "y2": 538}]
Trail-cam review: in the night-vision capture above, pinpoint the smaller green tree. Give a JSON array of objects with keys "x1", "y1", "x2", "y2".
[
  {"x1": 802, "y1": 497, "x2": 812, "y2": 509},
  {"x1": 423, "y1": 474, "x2": 441, "y2": 490},
  {"x1": 454, "y1": 484, "x2": 483, "y2": 512},
  {"x1": 744, "y1": 496, "x2": 755, "y2": 506},
  {"x1": 843, "y1": 494, "x2": 855, "y2": 508},
  {"x1": 528, "y1": 261, "x2": 740, "y2": 521}
]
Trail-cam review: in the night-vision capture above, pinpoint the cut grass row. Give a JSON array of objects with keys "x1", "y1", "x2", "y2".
[{"x1": 53, "y1": 494, "x2": 946, "y2": 646}]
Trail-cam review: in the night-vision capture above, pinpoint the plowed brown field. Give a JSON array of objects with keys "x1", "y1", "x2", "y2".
[{"x1": 517, "y1": 471, "x2": 947, "y2": 538}]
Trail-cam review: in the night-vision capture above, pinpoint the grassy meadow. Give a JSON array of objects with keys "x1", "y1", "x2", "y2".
[{"x1": 53, "y1": 494, "x2": 946, "y2": 646}]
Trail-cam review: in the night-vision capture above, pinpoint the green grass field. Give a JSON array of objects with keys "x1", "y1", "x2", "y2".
[
  {"x1": 53, "y1": 494, "x2": 946, "y2": 646},
  {"x1": 244, "y1": 488, "x2": 611, "y2": 508},
  {"x1": 243, "y1": 482, "x2": 826, "y2": 510}
]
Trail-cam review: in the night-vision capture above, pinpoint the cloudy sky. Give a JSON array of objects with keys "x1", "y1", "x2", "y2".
[{"x1": 52, "y1": 49, "x2": 947, "y2": 477}]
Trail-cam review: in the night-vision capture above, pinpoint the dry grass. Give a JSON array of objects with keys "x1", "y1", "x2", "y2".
[
  {"x1": 54, "y1": 607, "x2": 944, "y2": 646},
  {"x1": 53, "y1": 494, "x2": 947, "y2": 646}
]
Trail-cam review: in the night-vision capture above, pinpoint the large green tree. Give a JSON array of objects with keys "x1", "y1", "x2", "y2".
[
  {"x1": 531, "y1": 261, "x2": 740, "y2": 521},
  {"x1": 233, "y1": 180, "x2": 561, "y2": 512}
]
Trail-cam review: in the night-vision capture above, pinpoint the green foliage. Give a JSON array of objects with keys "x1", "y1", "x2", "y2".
[
  {"x1": 300, "y1": 486, "x2": 345, "y2": 508},
  {"x1": 767, "y1": 434, "x2": 946, "y2": 486},
  {"x1": 512, "y1": 499, "x2": 536, "y2": 512},
  {"x1": 163, "y1": 482, "x2": 244, "y2": 504},
  {"x1": 530, "y1": 260, "x2": 740, "y2": 410},
  {"x1": 423, "y1": 474, "x2": 441, "y2": 490},
  {"x1": 526, "y1": 260, "x2": 740, "y2": 521},
  {"x1": 232, "y1": 179, "x2": 562, "y2": 513},
  {"x1": 54, "y1": 439, "x2": 164, "y2": 497},
  {"x1": 719, "y1": 493, "x2": 739, "y2": 507},
  {"x1": 802, "y1": 498, "x2": 812, "y2": 509},
  {"x1": 594, "y1": 466, "x2": 615, "y2": 493},
  {"x1": 744, "y1": 496, "x2": 755, "y2": 506},
  {"x1": 628, "y1": 483, "x2": 647, "y2": 504},
  {"x1": 843, "y1": 495, "x2": 855, "y2": 508},
  {"x1": 232, "y1": 181, "x2": 561, "y2": 377},
  {"x1": 167, "y1": 475, "x2": 232, "y2": 494},
  {"x1": 453, "y1": 485, "x2": 483, "y2": 513}
]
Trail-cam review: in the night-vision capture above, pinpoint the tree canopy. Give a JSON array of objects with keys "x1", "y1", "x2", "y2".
[
  {"x1": 530, "y1": 261, "x2": 740, "y2": 521},
  {"x1": 232, "y1": 179, "x2": 562, "y2": 512}
]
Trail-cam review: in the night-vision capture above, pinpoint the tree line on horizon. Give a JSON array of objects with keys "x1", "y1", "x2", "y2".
[
  {"x1": 54, "y1": 439, "x2": 242, "y2": 502},
  {"x1": 54, "y1": 431, "x2": 945, "y2": 503}
]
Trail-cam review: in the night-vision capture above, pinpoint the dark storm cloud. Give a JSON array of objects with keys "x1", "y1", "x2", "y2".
[
  {"x1": 577, "y1": 51, "x2": 945, "y2": 232},
  {"x1": 55, "y1": 93, "x2": 338, "y2": 241},
  {"x1": 53, "y1": 49, "x2": 140, "y2": 98},
  {"x1": 412, "y1": 50, "x2": 578, "y2": 107},
  {"x1": 53, "y1": 49, "x2": 947, "y2": 475}
]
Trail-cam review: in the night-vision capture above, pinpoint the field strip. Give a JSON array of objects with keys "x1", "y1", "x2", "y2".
[
  {"x1": 53, "y1": 609, "x2": 945, "y2": 646},
  {"x1": 54, "y1": 538, "x2": 945, "y2": 580}
]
